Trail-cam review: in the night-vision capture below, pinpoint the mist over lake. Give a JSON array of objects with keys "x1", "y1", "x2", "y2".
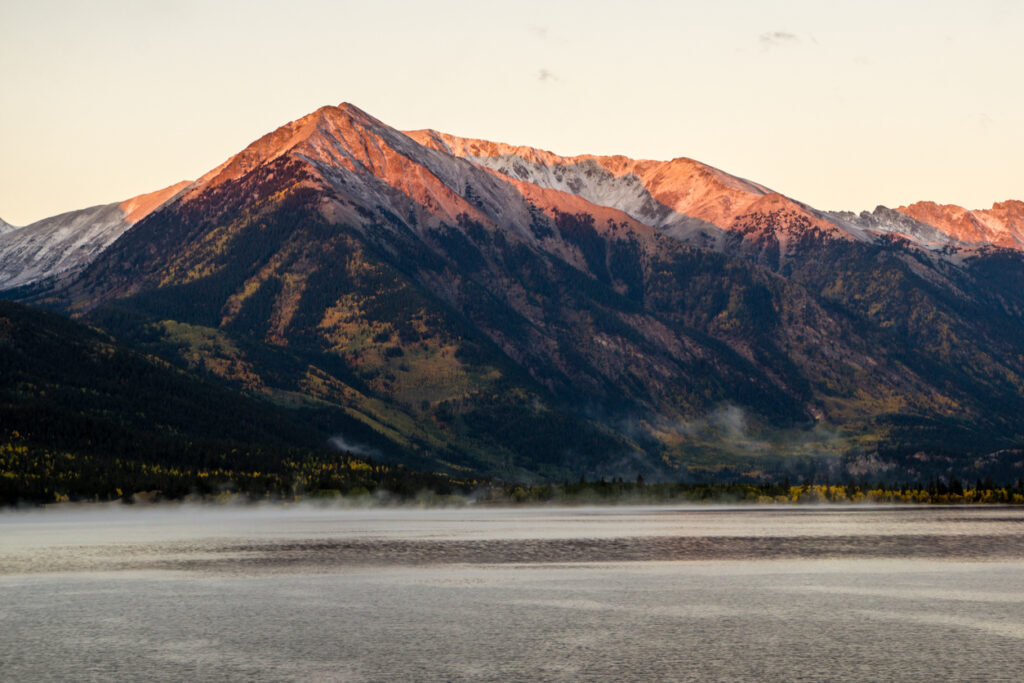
[{"x1": 3, "y1": 505, "x2": 1024, "y2": 681}]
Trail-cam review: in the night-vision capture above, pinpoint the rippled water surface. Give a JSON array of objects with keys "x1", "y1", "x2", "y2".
[{"x1": 2, "y1": 505, "x2": 1024, "y2": 681}]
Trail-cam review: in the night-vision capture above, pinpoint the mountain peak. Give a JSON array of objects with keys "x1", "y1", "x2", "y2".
[
  {"x1": 333, "y1": 101, "x2": 373, "y2": 117},
  {"x1": 310, "y1": 102, "x2": 391, "y2": 133},
  {"x1": 189, "y1": 102, "x2": 405, "y2": 195}
]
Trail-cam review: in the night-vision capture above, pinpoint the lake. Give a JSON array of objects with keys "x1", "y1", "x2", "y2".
[{"x1": 2, "y1": 505, "x2": 1023, "y2": 681}]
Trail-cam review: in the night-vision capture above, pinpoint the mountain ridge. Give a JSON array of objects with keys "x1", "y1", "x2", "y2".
[{"x1": 403, "y1": 124, "x2": 1019, "y2": 253}]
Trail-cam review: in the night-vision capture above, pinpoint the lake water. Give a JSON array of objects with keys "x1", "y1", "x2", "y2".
[{"x1": 2, "y1": 505, "x2": 1023, "y2": 681}]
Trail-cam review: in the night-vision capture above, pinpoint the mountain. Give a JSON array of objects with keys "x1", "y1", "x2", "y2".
[
  {"x1": 0, "y1": 217, "x2": 16, "y2": 234},
  {"x1": 0, "y1": 181, "x2": 189, "y2": 291},
  {"x1": 0, "y1": 299, "x2": 464, "y2": 503},
  {"x1": 6, "y1": 102, "x2": 1024, "y2": 483}
]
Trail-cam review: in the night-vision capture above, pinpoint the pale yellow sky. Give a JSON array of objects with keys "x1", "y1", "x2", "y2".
[{"x1": 1, "y1": 0, "x2": 1021, "y2": 225}]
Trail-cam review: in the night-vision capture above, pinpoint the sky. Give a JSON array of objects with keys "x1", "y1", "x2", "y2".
[{"x1": 1, "y1": 0, "x2": 1021, "y2": 225}]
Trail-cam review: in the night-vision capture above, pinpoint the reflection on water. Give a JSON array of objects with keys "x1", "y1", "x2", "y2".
[{"x1": 2, "y1": 506, "x2": 1023, "y2": 681}]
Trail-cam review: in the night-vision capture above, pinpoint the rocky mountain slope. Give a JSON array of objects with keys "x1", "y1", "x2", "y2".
[{"x1": 6, "y1": 103, "x2": 1024, "y2": 481}]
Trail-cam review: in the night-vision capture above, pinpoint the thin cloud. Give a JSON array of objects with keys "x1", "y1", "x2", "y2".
[
  {"x1": 759, "y1": 31, "x2": 800, "y2": 50},
  {"x1": 537, "y1": 68, "x2": 559, "y2": 83},
  {"x1": 966, "y1": 112, "x2": 994, "y2": 132},
  {"x1": 529, "y1": 24, "x2": 548, "y2": 39}
]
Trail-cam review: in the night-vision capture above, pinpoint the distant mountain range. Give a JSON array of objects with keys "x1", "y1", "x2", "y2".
[{"x1": 4, "y1": 103, "x2": 1024, "y2": 483}]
